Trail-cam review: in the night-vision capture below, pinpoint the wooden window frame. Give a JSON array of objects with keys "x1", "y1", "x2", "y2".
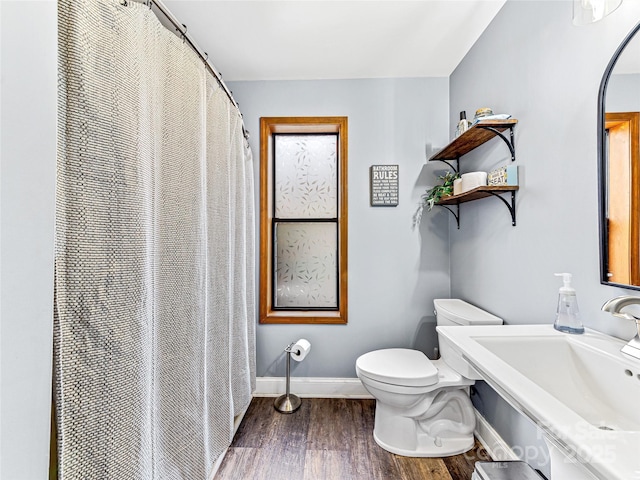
[{"x1": 259, "y1": 117, "x2": 348, "y2": 324}]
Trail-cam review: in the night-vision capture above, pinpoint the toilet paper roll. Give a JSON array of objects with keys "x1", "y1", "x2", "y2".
[
  {"x1": 460, "y1": 171, "x2": 487, "y2": 193},
  {"x1": 290, "y1": 339, "x2": 311, "y2": 362},
  {"x1": 453, "y1": 178, "x2": 463, "y2": 196}
]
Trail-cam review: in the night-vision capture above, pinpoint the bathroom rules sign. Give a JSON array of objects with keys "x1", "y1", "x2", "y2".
[{"x1": 370, "y1": 165, "x2": 399, "y2": 206}]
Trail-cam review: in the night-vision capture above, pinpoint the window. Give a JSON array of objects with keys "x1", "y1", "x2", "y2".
[{"x1": 259, "y1": 117, "x2": 348, "y2": 324}]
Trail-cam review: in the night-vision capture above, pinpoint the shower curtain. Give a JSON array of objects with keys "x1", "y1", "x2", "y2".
[{"x1": 54, "y1": 0, "x2": 255, "y2": 478}]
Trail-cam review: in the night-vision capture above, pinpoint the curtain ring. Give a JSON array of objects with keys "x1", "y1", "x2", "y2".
[{"x1": 120, "y1": 0, "x2": 128, "y2": 6}]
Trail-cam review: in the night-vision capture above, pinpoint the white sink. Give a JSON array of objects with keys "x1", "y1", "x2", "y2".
[{"x1": 437, "y1": 324, "x2": 640, "y2": 480}]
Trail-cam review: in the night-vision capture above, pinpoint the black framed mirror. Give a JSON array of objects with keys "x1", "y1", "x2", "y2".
[{"x1": 599, "y1": 21, "x2": 640, "y2": 290}]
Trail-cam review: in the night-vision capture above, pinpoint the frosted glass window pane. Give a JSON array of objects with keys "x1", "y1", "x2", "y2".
[
  {"x1": 274, "y1": 222, "x2": 337, "y2": 308},
  {"x1": 274, "y1": 135, "x2": 337, "y2": 218}
]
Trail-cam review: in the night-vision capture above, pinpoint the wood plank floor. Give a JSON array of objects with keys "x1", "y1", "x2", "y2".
[{"x1": 215, "y1": 397, "x2": 491, "y2": 480}]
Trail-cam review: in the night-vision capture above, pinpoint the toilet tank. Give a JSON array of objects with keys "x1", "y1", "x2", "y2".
[
  {"x1": 434, "y1": 299, "x2": 503, "y2": 379},
  {"x1": 434, "y1": 299, "x2": 503, "y2": 327}
]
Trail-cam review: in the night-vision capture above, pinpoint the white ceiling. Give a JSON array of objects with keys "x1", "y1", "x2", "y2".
[{"x1": 163, "y1": 0, "x2": 507, "y2": 81}]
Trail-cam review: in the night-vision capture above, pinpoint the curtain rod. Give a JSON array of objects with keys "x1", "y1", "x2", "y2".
[{"x1": 141, "y1": 0, "x2": 248, "y2": 139}]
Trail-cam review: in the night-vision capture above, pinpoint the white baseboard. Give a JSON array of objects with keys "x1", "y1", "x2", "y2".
[
  {"x1": 254, "y1": 376, "x2": 373, "y2": 399},
  {"x1": 474, "y1": 409, "x2": 519, "y2": 461}
]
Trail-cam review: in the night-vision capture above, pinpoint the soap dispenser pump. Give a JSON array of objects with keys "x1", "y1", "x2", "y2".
[{"x1": 553, "y1": 273, "x2": 584, "y2": 334}]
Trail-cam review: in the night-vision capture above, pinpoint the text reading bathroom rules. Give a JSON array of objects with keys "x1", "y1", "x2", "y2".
[{"x1": 370, "y1": 165, "x2": 399, "y2": 207}]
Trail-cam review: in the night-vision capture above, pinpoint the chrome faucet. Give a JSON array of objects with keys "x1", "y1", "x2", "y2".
[{"x1": 602, "y1": 295, "x2": 640, "y2": 360}]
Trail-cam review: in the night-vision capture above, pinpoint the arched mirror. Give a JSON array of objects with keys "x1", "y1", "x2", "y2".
[{"x1": 599, "y1": 21, "x2": 640, "y2": 289}]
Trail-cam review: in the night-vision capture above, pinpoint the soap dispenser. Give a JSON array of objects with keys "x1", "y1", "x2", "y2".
[{"x1": 553, "y1": 273, "x2": 584, "y2": 334}]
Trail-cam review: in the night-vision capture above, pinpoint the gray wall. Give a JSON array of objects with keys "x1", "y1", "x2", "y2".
[
  {"x1": 608, "y1": 73, "x2": 640, "y2": 111},
  {"x1": 228, "y1": 78, "x2": 451, "y2": 377},
  {"x1": 449, "y1": 0, "x2": 640, "y2": 474},
  {"x1": 449, "y1": 0, "x2": 640, "y2": 337},
  {"x1": 1, "y1": 1, "x2": 57, "y2": 478}
]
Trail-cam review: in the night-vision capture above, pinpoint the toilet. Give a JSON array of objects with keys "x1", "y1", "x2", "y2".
[{"x1": 355, "y1": 299, "x2": 503, "y2": 457}]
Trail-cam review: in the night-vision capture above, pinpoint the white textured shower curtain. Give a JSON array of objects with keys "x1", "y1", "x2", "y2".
[{"x1": 55, "y1": 0, "x2": 255, "y2": 478}]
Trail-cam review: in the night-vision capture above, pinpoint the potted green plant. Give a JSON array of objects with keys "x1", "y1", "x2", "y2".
[{"x1": 413, "y1": 171, "x2": 460, "y2": 228}]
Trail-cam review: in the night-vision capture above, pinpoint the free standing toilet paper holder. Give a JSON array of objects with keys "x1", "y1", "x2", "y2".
[{"x1": 274, "y1": 342, "x2": 302, "y2": 414}]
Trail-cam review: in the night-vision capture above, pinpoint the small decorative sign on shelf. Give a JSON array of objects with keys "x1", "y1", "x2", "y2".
[
  {"x1": 488, "y1": 165, "x2": 518, "y2": 186},
  {"x1": 370, "y1": 165, "x2": 399, "y2": 206}
]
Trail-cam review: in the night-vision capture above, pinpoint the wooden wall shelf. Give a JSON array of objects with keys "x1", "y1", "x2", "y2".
[
  {"x1": 436, "y1": 185, "x2": 518, "y2": 205},
  {"x1": 425, "y1": 118, "x2": 519, "y2": 228},
  {"x1": 428, "y1": 119, "x2": 518, "y2": 166},
  {"x1": 435, "y1": 186, "x2": 518, "y2": 229}
]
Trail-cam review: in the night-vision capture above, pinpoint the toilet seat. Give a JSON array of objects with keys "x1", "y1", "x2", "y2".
[{"x1": 356, "y1": 348, "x2": 438, "y2": 387}]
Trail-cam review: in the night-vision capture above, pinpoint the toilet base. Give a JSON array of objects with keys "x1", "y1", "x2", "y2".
[
  {"x1": 369, "y1": 383, "x2": 477, "y2": 458},
  {"x1": 373, "y1": 430, "x2": 474, "y2": 458}
]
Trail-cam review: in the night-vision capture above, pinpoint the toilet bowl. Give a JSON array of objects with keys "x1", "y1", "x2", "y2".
[{"x1": 355, "y1": 299, "x2": 502, "y2": 457}]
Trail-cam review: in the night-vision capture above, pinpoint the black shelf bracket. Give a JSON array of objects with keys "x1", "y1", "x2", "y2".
[
  {"x1": 436, "y1": 204, "x2": 460, "y2": 229},
  {"x1": 486, "y1": 190, "x2": 517, "y2": 226},
  {"x1": 436, "y1": 190, "x2": 517, "y2": 228},
  {"x1": 476, "y1": 125, "x2": 516, "y2": 162},
  {"x1": 434, "y1": 158, "x2": 458, "y2": 173}
]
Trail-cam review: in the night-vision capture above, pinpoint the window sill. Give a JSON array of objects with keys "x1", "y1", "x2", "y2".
[{"x1": 260, "y1": 309, "x2": 347, "y2": 325}]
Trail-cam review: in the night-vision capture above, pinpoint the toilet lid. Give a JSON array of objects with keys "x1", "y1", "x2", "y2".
[{"x1": 356, "y1": 348, "x2": 438, "y2": 387}]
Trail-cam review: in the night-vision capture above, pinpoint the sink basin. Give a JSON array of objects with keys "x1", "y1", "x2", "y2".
[
  {"x1": 475, "y1": 335, "x2": 640, "y2": 432},
  {"x1": 437, "y1": 324, "x2": 640, "y2": 480}
]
